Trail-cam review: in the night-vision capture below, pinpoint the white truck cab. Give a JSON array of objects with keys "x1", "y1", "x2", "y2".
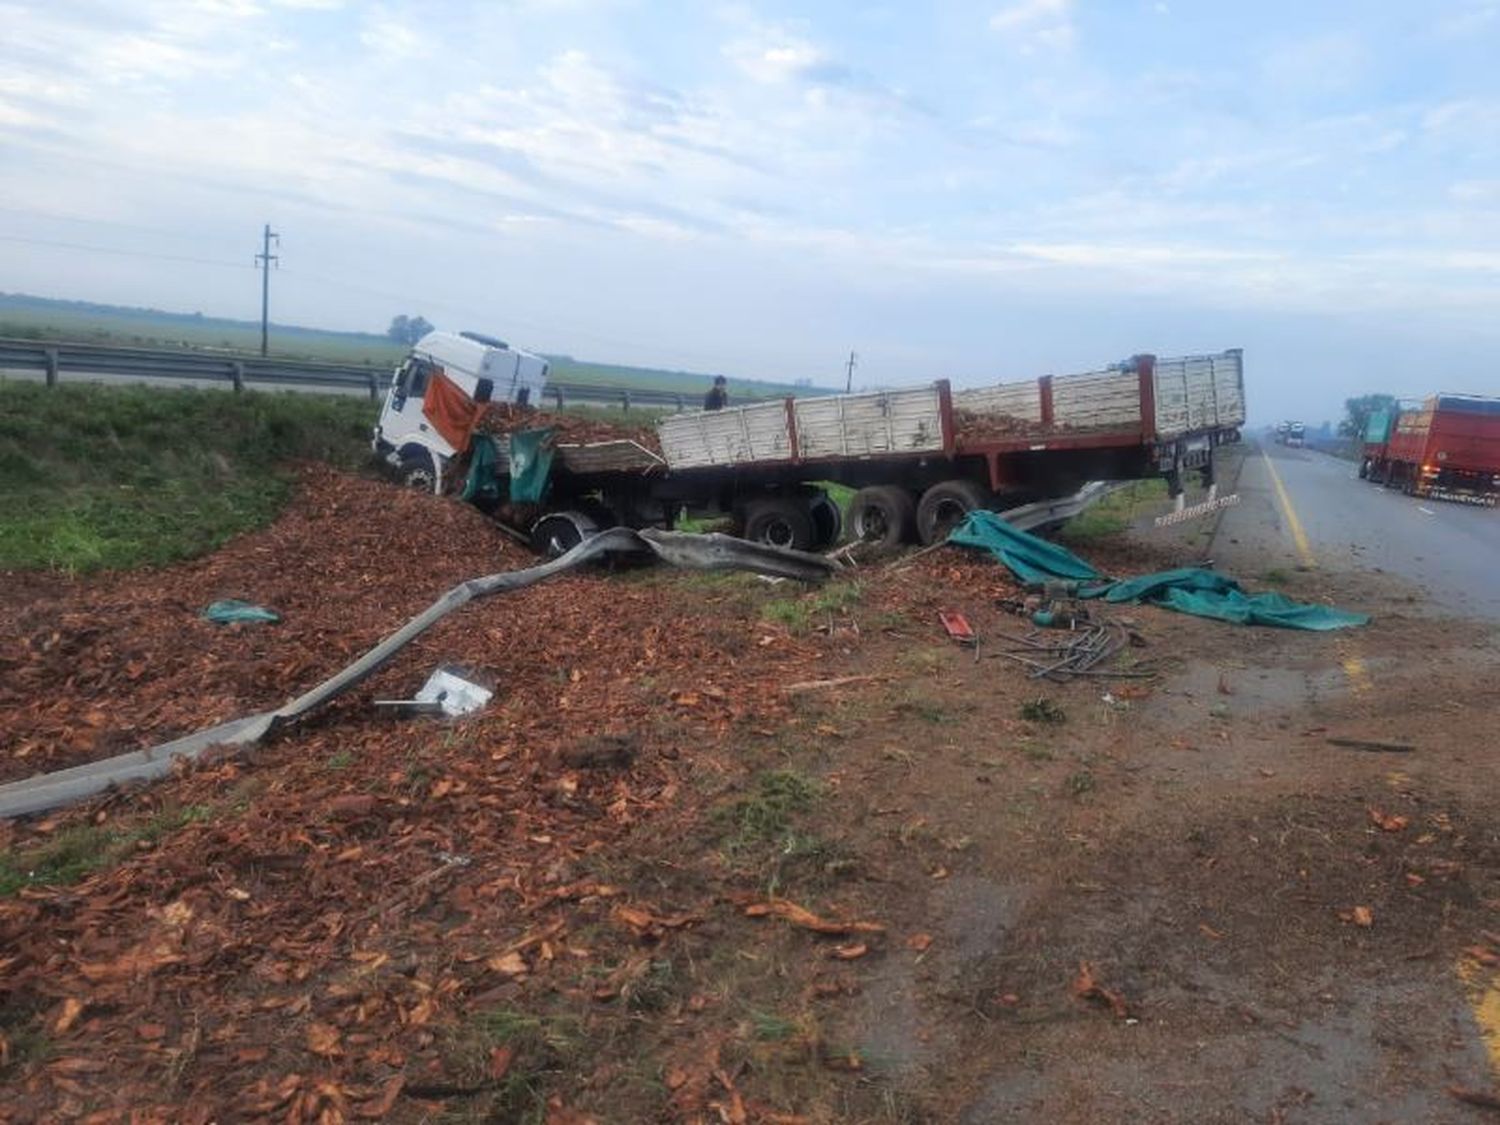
[{"x1": 372, "y1": 330, "x2": 550, "y2": 490}]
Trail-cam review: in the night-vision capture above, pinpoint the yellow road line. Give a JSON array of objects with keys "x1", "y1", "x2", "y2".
[
  {"x1": 1260, "y1": 449, "x2": 1316, "y2": 568},
  {"x1": 1340, "y1": 652, "x2": 1373, "y2": 695},
  {"x1": 1458, "y1": 955, "x2": 1500, "y2": 1074}
]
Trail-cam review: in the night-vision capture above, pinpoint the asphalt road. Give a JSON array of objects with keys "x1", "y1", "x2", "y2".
[{"x1": 1212, "y1": 439, "x2": 1500, "y2": 620}]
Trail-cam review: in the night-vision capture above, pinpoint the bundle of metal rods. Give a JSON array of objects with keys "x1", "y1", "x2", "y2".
[{"x1": 989, "y1": 619, "x2": 1154, "y2": 683}]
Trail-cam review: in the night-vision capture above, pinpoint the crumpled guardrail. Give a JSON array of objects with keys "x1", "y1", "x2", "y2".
[{"x1": 0, "y1": 529, "x2": 834, "y2": 819}]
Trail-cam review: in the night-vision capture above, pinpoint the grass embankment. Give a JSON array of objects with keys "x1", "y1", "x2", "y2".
[
  {"x1": 0, "y1": 382, "x2": 375, "y2": 573},
  {"x1": 1057, "y1": 479, "x2": 1169, "y2": 542}
]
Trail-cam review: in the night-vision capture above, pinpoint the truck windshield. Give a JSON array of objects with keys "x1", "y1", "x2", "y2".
[{"x1": 396, "y1": 359, "x2": 432, "y2": 399}]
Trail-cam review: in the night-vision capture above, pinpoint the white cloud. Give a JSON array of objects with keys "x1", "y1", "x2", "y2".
[
  {"x1": 1261, "y1": 33, "x2": 1368, "y2": 97},
  {"x1": 1432, "y1": 1, "x2": 1499, "y2": 38},
  {"x1": 359, "y1": 8, "x2": 435, "y2": 60},
  {"x1": 989, "y1": 0, "x2": 1075, "y2": 53},
  {"x1": 1451, "y1": 180, "x2": 1500, "y2": 202}
]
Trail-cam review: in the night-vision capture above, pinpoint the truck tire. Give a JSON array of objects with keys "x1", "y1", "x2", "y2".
[
  {"x1": 530, "y1": 511, "x2": 598, "y2": 558},
  {"x1": 808, "y1": 492, "x2": 843, "y2": 550},
  {"x1": 397, "y1": 451, "x2": 439, "y2": 494},
  {"x1": 1358, "y1": 459, "x2": 1369, "y2": 480},
  {"x1": 849, "y1": 486, "x2": 916, "y2": 551},
  {"x1": 916, "y1": 479, "x2": 991, "y2": 546},
  {"x1": 742, "y1": 497, "x2": 815, "y2": 551}
]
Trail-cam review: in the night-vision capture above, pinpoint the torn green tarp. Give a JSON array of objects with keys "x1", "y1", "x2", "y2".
[
  {"x1": 1093, "y1": 567, "x2": 1370, "y2": 630},
  {"x1": 949, "y1": 510, "x2": 1368, "y2": 631},
  {"x1": 508, "y1": 427, "x2": 556, "y2": 504},
  {"x1": 202, "y1": 599, "x2": 280, "y2": 624},
  {"x1": 947, "y1": 510, "x2": 1104, "y2": 585},
  {"x1": 460, "y1": 433, "x2": 503, "y2": 504}
]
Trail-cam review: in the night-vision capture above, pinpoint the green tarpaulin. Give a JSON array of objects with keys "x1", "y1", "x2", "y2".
[
  {"x1": 460, "y1": 433, "x2": 504, "y2": 504},
  {"x1": 507, "y1": 427, "x2": 555, "y2": 504},
  {"x1": 460, "y1": 429, "x2": 556, "y2": 505},
  {"x1": 949, "y1": 510, "x2": 1368, "y2": 631}
]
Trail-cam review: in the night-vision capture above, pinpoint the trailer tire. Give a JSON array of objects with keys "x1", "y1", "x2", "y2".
[
  {"x1": 742, "y1": 498, "x2": 816, "y2": 551},
  {"x1": 1358, "y1": 459, "x2": 1369, "y2": 480},
  {"x1": 808, "y1": 493, "x2": 843, "y2": 550},
  {"x1": 916, "y1": 479, "x2": 991, "y2": 546},
  {"x1": 530, "y1": 511, "x2": 598, "y2": 558},
  {"x1": 849, "y1": 486, "x2": 916, "y2": 551}
]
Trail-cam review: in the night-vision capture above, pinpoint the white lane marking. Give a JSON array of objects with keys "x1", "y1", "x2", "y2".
[{"x1": 1418, "y1": 506, "x2": 1436, "y2": 516}]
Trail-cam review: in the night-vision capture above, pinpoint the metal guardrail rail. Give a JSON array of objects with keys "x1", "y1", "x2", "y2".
[{"x1": 0, "y1": 336, "x2": 746, "y2": 411}]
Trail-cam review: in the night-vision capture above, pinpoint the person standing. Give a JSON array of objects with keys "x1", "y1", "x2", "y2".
[{"x1": 704, "y1": 375, "x2": 729, "y2": 411}]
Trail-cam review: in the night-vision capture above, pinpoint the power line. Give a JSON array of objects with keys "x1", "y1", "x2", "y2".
[{"x1": 0, "y1": 232, "x2": 253, "y2": 270}]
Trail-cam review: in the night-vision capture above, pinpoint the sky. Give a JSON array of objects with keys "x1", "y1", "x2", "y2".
[{"x1": 2, "y1": 0, "x2": 1498, "y2": 424}]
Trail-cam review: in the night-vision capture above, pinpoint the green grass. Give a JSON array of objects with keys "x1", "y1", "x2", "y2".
[
  {"x1": 0, "y1": 382, "x2": 376, "y2": 572},
  {"x1": 0, "y1": 804, "x2": 212, "y2": 896},
  {"x1": 1019, "y1": 698, "x2": 1066, "y2": 724},
  {"x1": 0, "y1": 295, "x2": 824, "y2": 397},
  {"x1": 718, "y1": 770, "x2": 822, "y2": 854},
  {"x1": 1059, "y1": 478, "x2": 1169, "y2": 542},
  {"x1": 0, "y1": 298, "x2": 405, "y2": 366},
  {"x1": 761, "y1": 580, "x2": 864, "y2": 633}
]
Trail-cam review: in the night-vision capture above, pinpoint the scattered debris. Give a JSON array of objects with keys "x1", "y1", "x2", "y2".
[
  {"x1": 990, "y1": 620, "x2": 1153, "y2": 683},
  {"x1": 1368, "y1": 807, "x2": 1411, "y2": 832},
  {"x1": 782, "y1": 674, "x2": 886, "y2": 695},
  {"x1": 938, "y1": 610, "x2": 976, "y2": 647},
  {"x1": 1072, "y1": 960, "x2": 1131, "y2": 1018},
  {"x1": 743, "y1": 898, "x2": 886, "y2": 937},
  {"x1": 200, "y1": 599, "x2": 280, "y2": 625},
  {"x1": 1328, "y1": 737, "x2": 1416, "y2": 754},
  {"x1": 1338, "y1": 905, "x2": 1376, "y2": 928},
  {"x1": 1449, "y1": 1086, "x2": 1500, "y2": 1113},
  {"x1": 376, "y1": 664, "x2": 494, "y2": 717}
]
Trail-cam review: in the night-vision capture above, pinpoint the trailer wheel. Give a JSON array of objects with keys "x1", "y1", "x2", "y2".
[
  {"x1": 397, "y1": 451, "x2": 439, "y2": 494},
  {"x1": 742, "y1": 497, "x2": 816, "y2": 551},
  {"x1": 1358, "y1": 459, "x2": 1369, "y2": 480},
  {"x1": 849, "y1": 486, "x2": 916, "y2": 551},
  {"x1": 916, "y1": 479, "x2": 990, "y2": 546},
  {"x1": 808, "y1": 493, "x2": 844, "y2": 549},
  {"x1": 530, "y1": 511, "x2": 598, "y2": 558}
]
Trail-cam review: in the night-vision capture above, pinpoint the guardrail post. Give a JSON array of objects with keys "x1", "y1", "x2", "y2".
[
  {"x1": 553, "y1": 386, "x2": 564, "y2": 410},
  {"x1": 366, "y1": 371, "x2": 379, "y2": 402},
  {"x1": 44, "y1": 348, "x2": 59, "y2": 387},
  {"x1": 230, "y1": 362, "x2": 245, "y2": 393},
  {"x1": 621, "y1": 390, "x2": 631, "y2": 412}
]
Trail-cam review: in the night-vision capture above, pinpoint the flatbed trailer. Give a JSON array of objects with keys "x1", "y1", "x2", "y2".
[
  {"x1": 475, "y1": 349, "x2": 1245, "y2": 553},
  {"x1": 1359, "y1": 394, "x2": 1500, "y2": 505}
]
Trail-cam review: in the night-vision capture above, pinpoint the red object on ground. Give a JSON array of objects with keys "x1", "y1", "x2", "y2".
[{"x1": 939, "y1": 610, "x2": 976, "y2": 644}]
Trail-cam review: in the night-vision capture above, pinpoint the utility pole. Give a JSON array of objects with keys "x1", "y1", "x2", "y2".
[
  {"x1": 255, "y1": 223, "x2": 279, "y2": 356},
  {"x1": 844, "y1": 349, "x2": 857, "y2": 393}
]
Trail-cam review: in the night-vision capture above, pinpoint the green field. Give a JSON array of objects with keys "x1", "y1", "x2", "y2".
[
  {"x1": 0, "y1": 382, "x2": 376, "y2": 573},
  {"x1": 0, "y1": 293, "x2": 820, "y2": 399}
]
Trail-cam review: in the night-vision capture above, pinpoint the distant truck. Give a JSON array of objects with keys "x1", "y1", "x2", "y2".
[
  {"x1": 374, "y1": 335, "x2": 1246, "y2": 553},
  {"x1": 1358, "y1": 394, "x2": 1500, "y2": 504},
  {"x1": 1274, "y1": 420, "x2": 1305, "y2": 447}
]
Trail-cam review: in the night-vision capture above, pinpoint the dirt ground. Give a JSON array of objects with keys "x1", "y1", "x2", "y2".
[{"x1": 3, "y1": 469, "x2": 1500, "y2": 1123}]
